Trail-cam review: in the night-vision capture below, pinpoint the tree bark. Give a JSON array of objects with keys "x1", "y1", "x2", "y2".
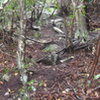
[
  {"x1": 89, "y1": 38, "x2": 100, "y2": 79},
  {"x1": 71, "y1": 0, "x2": 88, "y2": 42},
  {"x1": 59, "y1": 0, "x2": 88, "y2": 48},
  {"x1": 17, "y1": 0, "x2": 29, "y2": 99}
]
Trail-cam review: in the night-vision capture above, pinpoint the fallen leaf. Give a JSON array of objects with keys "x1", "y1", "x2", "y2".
[
  {"x1": 44, "y1": 83, "x2": 47, "y2": 87},
  {"x1": 4, "y1": 92, "x2": 9, "y2": 96},
  {"x1": 14, "y1": 73, "x2": 18, "y2": 76},
  {"x1": 0, "y1": 81, "x2": 3, "y2": 85}
]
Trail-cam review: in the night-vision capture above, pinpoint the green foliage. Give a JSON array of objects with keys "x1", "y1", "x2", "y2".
[
  {"x1": 34, "y1": 32, "x2": 42, "y2": 39},
  {"x1": 27, "y1": 80, "x2": 37, "y2": 92},
  {"x1": 43, "y1": 44, "x2": 59, "y2": 52},
  {"x1": 94, "y1": 74, "x2": 100, "y2": 80},
  {"x1": 19, "y1": 86, "x2": 30, "y2": 100},
  {"x1": 3, "y1": 68, "x2": 10, "y2": 74},
  {"x1": 69, "y1": 14, "x2": 75, "y2": 19},
  {"x1": 25, "y1": 0, "x2": 36, "y2": 11},
  {"x1": 94, "y1": 28, "x2": 100, "y2": 31},
  {"x1": 0, "y1": 0, "x2": 8, "y2": 7},
  {"x1": 0, "y1": 0, "x2": 60, "y2": 30},
  {"x1": 21, "y1": 64, "x2": 29, "y2": 69},
  {"x1": 46, "y1": 0, "x2": 58, "y2": 11},
  {"x1": 27, "y1": 79, "x2": 36, "y2": 85},
  {"x1": 0, "y1": 0, "x2": 19, "y2": 31},
  {"x1": 46, "y1": 7, "x2": 55, "y2": 13},
  {"x1": 39, "y1": 81, "x2": 44, "y2": 86}
]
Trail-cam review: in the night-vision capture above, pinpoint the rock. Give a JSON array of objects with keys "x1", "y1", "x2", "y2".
[
  {"x1": 53, "y1": 27, "x2": 64, "y2": 34},
  {"x1": 32, "y1": 25, "x2": 41, "y2": 31},
  {"x1": 4, "y1": 92, "x2": 9, "y2": 96},
  {"x1": 43, "y1": 44, "x2": 61, "y2": 53},
  {"x1": 40, "y1": 52, "x2": 60, "y2": 65},
  {"x1": 2, "y1": 73, "x2": 11, "y2": 82}
]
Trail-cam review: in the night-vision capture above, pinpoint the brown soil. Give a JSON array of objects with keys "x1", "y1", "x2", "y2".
[{"x1": 0, "y1": 5, "x2": 100, "y2": 100}]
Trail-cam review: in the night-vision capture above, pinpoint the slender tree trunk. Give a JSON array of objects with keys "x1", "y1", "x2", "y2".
[
  {"x1": 17, "y1": 0, "x2": 29, "y2": 99},
  {"x1": 89, "y1": 38, "x2": 100, "y2": 79},
  {"x1": 59, "y1": 0, "x2": 73, "y2": 48}
]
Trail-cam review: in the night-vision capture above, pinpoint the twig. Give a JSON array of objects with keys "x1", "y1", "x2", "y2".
[
  {"x1": 13, "y1": 33, "x2": 53, "y2": 44},
  {"x1": 0, "y1": 49, "x2": 16, "y2": 58},
  {"x1": 0, "y1": 43, "x2": 3, "y2": 47},
  {"x1": 87, "y1": 85, "x2": 100, "y2": 95},
  {"x1": 67, "y1": 81, "x2": 82, "y2": 100}
]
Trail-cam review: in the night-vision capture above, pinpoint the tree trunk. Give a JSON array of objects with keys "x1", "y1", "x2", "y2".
[
  {"x1": 59, "y1": 0, "x2": 88, "y2": 48},
  {"x1": 71, "y1": 0, "x2": 88, "y2": 42},
  {"x1": 17, "y1": 0, "x2": 29, "y2": 99},
  {"x1": 59, "y1": 0, "x2": 73, "y2": 48},
  {"x1": 89, "y1": 38, "x2": 100, "y2": 79}
]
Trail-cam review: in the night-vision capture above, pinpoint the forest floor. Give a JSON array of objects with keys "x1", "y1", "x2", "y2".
[{"x1": 0, "y1": 6, "x2": 100, "y2": 100}]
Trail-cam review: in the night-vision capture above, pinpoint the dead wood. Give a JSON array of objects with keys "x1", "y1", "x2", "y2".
[
  {"x1": 36, "y1": 34, "x2": 99, "y2": 64},
  {"x1": 89, "y1": 37, "x2": 100, "y2": 79}
]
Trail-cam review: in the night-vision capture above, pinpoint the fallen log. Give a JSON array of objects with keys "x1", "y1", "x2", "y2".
[{"x1": 36, "y1": 34, "x2": 99, "y2": 65}]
